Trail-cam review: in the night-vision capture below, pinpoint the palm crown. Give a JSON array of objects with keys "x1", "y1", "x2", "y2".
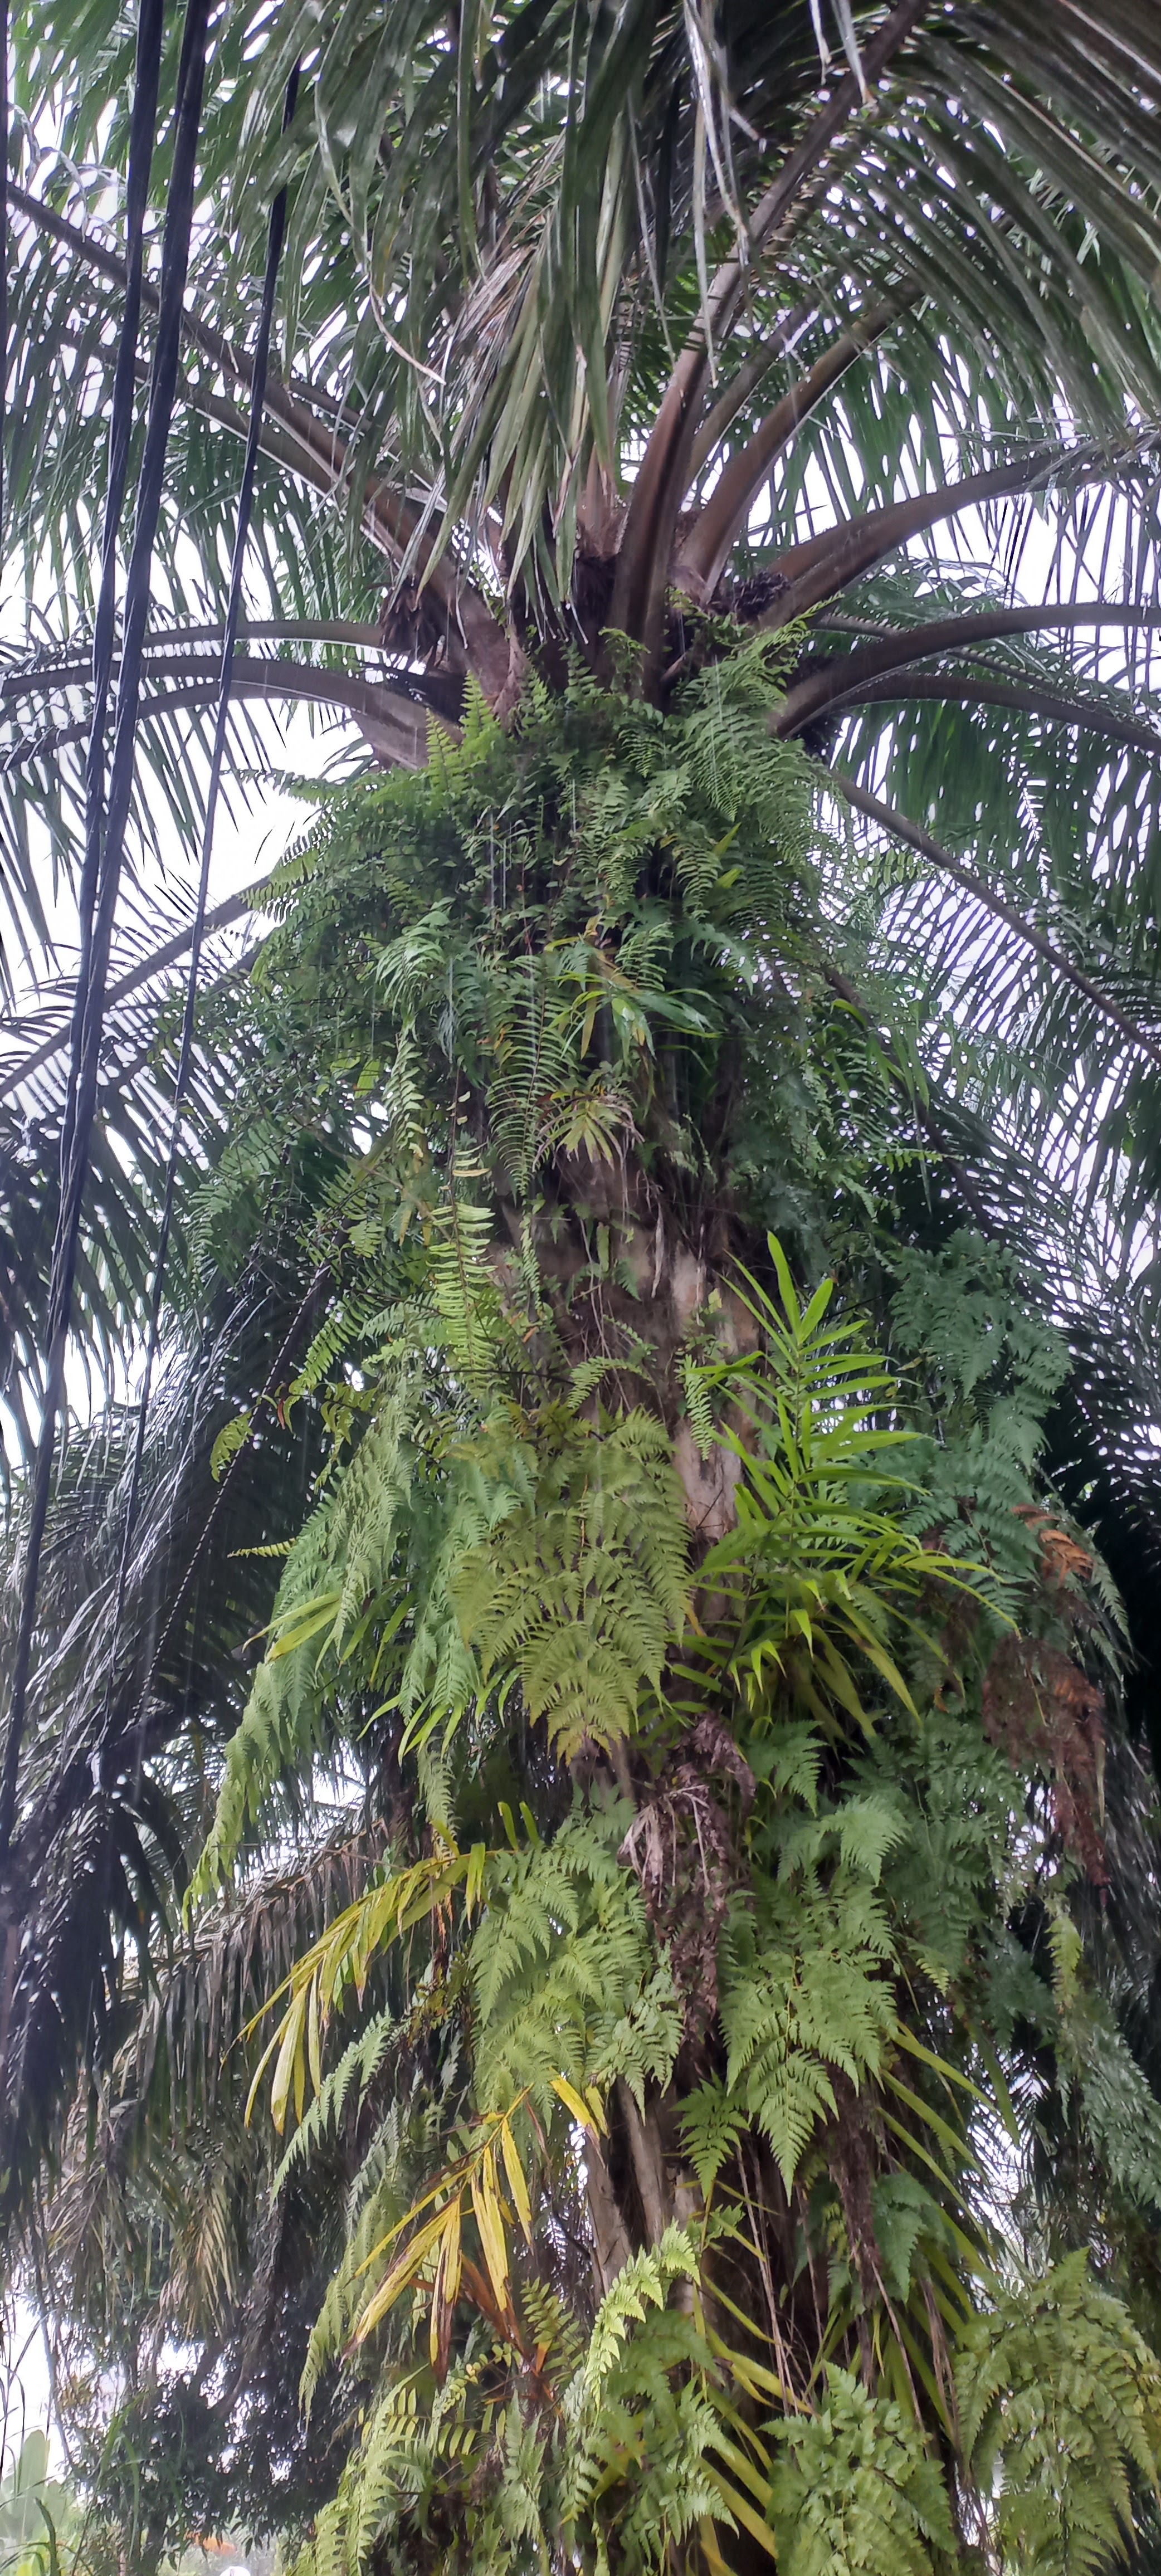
[{"x1": 6, "y1": 0, "x2": 1161, "y2": 1406}]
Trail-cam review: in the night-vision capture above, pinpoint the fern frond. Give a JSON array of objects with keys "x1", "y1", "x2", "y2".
[
  {"x1": 957, "y1": 2255, "x2": 1161, "y2": 2574},
  {"x1": 768, "y1": 2367, "x2": 957, "y2": 2576}
]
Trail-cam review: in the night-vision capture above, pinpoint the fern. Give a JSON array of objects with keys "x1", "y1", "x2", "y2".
[
  {"x1": 677, "y1": 1349, "x2": 715, "y2": 1460},
  {"x1": 274, "y1": 2008, "x2": 399, "y2": 2188},
  {"x1": 453, "y1": 1404, "x2": 689, "y2": 1755},
  {"x1": 557, "y1": 2229, "x2": 736, "y2": 2569},
  {"x1": 718, "y1": 1854, "x2": 899, "y2": 2189},
  {"x1": 686, "y1": 1234, "x2": 1005, "y2": 1740},
  {"x1": 1062, "y1": 1997, "x2": 1161, "y2": 2216},
  {"x1": 167, "y1": 647, "x2": 1161, "y2": 2576},
  {"x1": 768, "y1": 2368, "x2": 958, "y2": 2576},
  {"x1": 301, "y1": 2087, "x2": 454, "y2": 2405},
  {"x1": 568, "y1": 2226, "x2": 701, "y2": 2417},
  {"x1": 471, "y1": 1804, "x2": 667, "y2": 2117},
  {"x1": 587, "y1": 1959, "x2": 683, "y2": 2113},
  {"x1": 519, "y1": 2279, "x2": 587, "y2": 2387},
  {"x1": 679, "y1": 2076, "x2": 748, "y2": 2198},
  {"x1": 957, "y1": 2255, "x2": 1161, "y2": 2575}
]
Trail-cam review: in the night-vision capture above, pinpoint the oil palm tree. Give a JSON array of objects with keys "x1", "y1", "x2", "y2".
[{"x1": 9, "y1": 5, "x2": 1161, "y2": 2572}]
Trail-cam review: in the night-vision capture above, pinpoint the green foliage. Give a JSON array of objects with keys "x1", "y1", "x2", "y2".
[
  {"x1": 452, "y1": 1403, "x2": 689, "y2": 1758},
  {"x1": 768, "y1": 2370, "x2": 958, "y2": 2576},
  {"x1": 858, "y1": 1706, "x2": 1028, "y2": 1993},
  {"x1": 561, "y1": 2230, "x2": 727, "y2": 2565},
  {"x1": 572, "y1": 2227, "x2": 701, "y2": 2416},
  {"x1": 716, "y1": 1831, "x2": 900, "y2": 2190},
  {"x1": 37, "y1": 653, "x2": 1161, "y2": 2576},
  {"x1": 682, "y1": 1238, "x2": 1009, "y2": 1737},
  {"x1": 1064, "y1": 2003, "x2": 1161, "y2": 2221},
  {"x1": 886, "y1": 1231, "x2": 1072, "y2": 1565},
  {"x1": 887, "y1": 1232, "x2": 1069, "y2": 1450},
  {"x1": 471, "y1": 1803, "x2": 681, "y2": 2118},
  {"x1": 194, "y1": 648, "x2": 914, "y2": 1882},
  {"x1": 198, "y1": 1357, "x2": 690, "y2": 1893},
  {"x1": 957, "y1": 2255, "x2": 1161, "y2": 2575}
]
